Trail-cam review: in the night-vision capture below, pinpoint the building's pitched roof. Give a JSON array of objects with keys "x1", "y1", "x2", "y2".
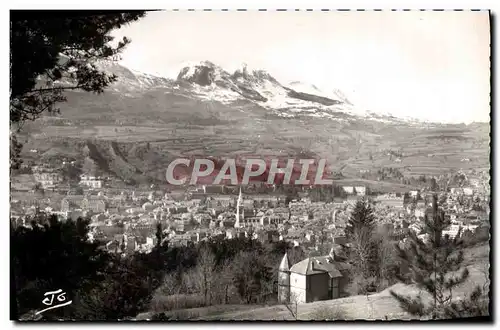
[{"x1": 289, "y1": 256, "x2": 345, "y2": 277}]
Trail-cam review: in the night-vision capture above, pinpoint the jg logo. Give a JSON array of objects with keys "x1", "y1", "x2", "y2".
[{"x1": 35, "y1": 289, "x2": 72, "y2": 316}]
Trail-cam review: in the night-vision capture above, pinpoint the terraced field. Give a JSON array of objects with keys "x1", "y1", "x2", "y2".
[{"x1": 18, "y1": 86, "x2": 490, "y2": 187}]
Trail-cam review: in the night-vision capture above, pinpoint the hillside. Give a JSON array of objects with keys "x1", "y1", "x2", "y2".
[
  {"x1": 135, "y1": 243, "x2": 489, "y2": 321},
  {"x1": 16, "y1": 60, "x2": 490, "y2": 186}
]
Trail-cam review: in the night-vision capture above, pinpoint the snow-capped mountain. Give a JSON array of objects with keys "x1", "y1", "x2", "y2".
[
  {"x1": 95, "y1": 60, "x2": 173, "y2": 92},
  {"x1": 172, "y1": 61, "x2": 370, "y2": 121},
  {"x1": 170, "y1": 61, "x2": 425, "y2": 124},
  {"x1": 288, "y1": 81, "x2": 353, "y2": 105},
  {"x1": 55, "y1": 58, "x2": 424, "y2": 125},
  {"x1": 27, "y1": 58, "x2": 482, "y2": 185}
]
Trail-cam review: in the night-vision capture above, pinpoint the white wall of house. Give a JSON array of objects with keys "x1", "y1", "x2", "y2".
[{"x1": 290, "y1": 273, "x2": 307, "y2": 303}]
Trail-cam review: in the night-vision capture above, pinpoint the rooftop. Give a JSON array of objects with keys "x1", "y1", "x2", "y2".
[{"x1": 289, "y1": 255, "x2": 349, "y2": 278}]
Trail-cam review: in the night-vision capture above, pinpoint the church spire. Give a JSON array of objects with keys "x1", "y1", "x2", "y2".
[{"x1": 235, "y1": 186, "x2": 243, "y2": 228}]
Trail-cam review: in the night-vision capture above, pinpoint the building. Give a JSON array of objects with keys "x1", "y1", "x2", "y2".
[
  {"x1": 61, "y1": 195, "x2": 84, "y2": 212},
  {"x1": 278, "y1": 252, "x2": 350, "y2": 304},
  {"x1": 278, "y1": 253, "x2": 291, "y2": 303},
  {"x1": 375, "y1": 194, "x2": 404, "y2": 209},
  {"x1": 354, "y1": 186, "x2": 366, "y2": 196},
  {"x1": 235, "y1": 187, "x2": 243, "y2": 228},
  {"x1": 126, "y1": 235, "x2": 137, "y2": 254},
  {"x1": 81, "y1": 196, "x2": 107, "y2": 213},
  {"x1": 442, "y1": 224, "x2": 478, "y2": 239},
  {"x1": 414, "y1": 208, "x2": 426, "y2": 218},
  {"x1": 202, "y1": 185, "x2": 225, "y2": 194},
  {"x1": 65, "y1": 209, "x2": 83, "y2": 221},
  {"x1": 33, "y1": 171, "x2": 63, "y2": 189},
  {"x1": 252, "y1": 195, "x2": 279, "y2": 208},
  {"x1": 345, "y1": 195, "x2": 360, "y2": 207},
  {"x1": 463, "y1": 188, "x2": 474, "y2": 196},
  {"x1": 79, "y1": 175, "x2": 103, "y2": 189},
  {"x1": 260, "y1": 214, "x2": 284, "y2": 226},
  {"x1": 207, "y1": 195, "x2": 233, "y2": 208},
  {"x1": 342, "y1": 186, "x2": 354, "y2": 195}
]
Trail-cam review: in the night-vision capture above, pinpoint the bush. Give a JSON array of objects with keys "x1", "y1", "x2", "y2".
[
  {"x1": 150, "y1": 294, "x2": 206, "y2": 313},
  {"x1": 166, "y1": 309, "x2": 202, "y2": 320},
  {"x1": 346, "y1": 274, "x2": 378, "y2": 296},
  {"x1": 306, "y1": 305, "x2": 346, "y2": 320}
]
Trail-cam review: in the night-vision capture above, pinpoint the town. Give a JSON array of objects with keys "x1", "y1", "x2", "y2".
[
  {"x1": 9, "y1": 9, "x2": 491, "y2": 322},
  {"x1": 11, "y1": 163, "x2": 490, "y2": 260}
]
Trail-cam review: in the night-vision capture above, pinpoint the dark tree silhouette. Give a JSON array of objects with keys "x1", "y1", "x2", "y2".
[
  {"x1": 12, "y1": 213, "x2": 161, "y2": 320},
  {"x1": 10, "y1": 132, "x2": 23, "y2": 170},
  {"x1": 11, "y1": 214, "x2": 111, "y2": 319},
  {"x1": 75, "y1": 254, "x2": 159, "y2": 320},
  {"x1": 10, "y1": 10, "x2": 146, "y2": 166},
  {"x1": 345, "y1": 198, "x2": 378, "y2": 293},
  {"x1": 232, "y1": 250, "x2": 273, "y2": 304},
  {"x1": 345, "y1": 198, "x2": 376, "y2": 243},
  {"x1": 10, "y1": 10, "x2": 145, "y2": 124}
]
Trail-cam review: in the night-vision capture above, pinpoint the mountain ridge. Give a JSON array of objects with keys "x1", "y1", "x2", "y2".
[
  {"x1": 16, "y1": 58, "x2": 489, "y2": 186},
  {"x1": 91, "y1": 59, "x2": 419, "y2": 124}
]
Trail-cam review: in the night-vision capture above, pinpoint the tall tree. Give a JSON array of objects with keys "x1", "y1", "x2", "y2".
[
  {"x1": 390, "y1": 195, "x2": 470, "y2": 319},
  {"x1": 11, "y1": 213, "x2": 162, "y2": 320},
  {"x1": 191, "y1": 246, "x2": 217, "y2": 305},
  {"x1": 345, "y1": 198, "x2": 376, "y2": 242},
  {"x1": 11, "y1": 214, "x2": 111, "y2": 319},
  {"x1": 10, "y1": 132, "x2": 23, "y2": 170},
  {"x1": 75, "y1": 254, "x2": 158, "y2": 320},
  {"x1": 232, "y1": 250, "x2": 273, "y2": 304},
  {"x1": 10, "y1": 10, "x2": 146, "y2": 166},
  {"x1": 155, "y1": 221, "x2": 164, "y2": 248},
  {"x1": 430, "y1": 177, "x2": 439, "y2": 191},
  {"x1": 345, "y1": 198, "x2": 378, "y2": 293},
  {"x1": 10, "y1": 10, "x2": 145, "y2": 124}
]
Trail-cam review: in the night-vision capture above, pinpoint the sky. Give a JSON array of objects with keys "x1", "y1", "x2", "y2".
[{"x1": 112, "y1": 10, "x2": 490, "y2": 123}]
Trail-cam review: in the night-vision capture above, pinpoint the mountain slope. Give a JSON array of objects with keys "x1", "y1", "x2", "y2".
[{"x1": 17, "y1": 59, "x2": 490, "y2": 185}]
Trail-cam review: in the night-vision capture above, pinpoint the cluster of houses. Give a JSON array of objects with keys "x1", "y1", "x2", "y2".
[
  {"x1": 11, "y1": 165, "x2": 490, "y2": 261},
  {"x1": 32, "y1": 165, "x2": 63, "y2": 189},
  {"x1": 11, "y1": 161, "x2": 491, "y2": 309}
]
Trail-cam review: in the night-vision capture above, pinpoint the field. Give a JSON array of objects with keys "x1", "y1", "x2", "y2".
[{"x1": 16, "y1": 87, "x2": 490, "y2": 189}]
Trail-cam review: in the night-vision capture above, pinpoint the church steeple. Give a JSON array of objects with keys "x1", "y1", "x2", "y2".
[{"x1": 235, "y1": 186, "x2": 243, "y2": 228}]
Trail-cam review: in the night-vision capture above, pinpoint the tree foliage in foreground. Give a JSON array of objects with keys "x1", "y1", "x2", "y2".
[
  {"x1": 11, "y1": 213, "x2": 159, "y2": 320},
  {"x1": 10, "y1": 11, "x2": 146, "y2": 170},
  {"x1": 10, "y1": 10, "x2": 145, "y2": 124},
  {"x1": 390, "y1": 195, "x2": 482, "y2": 319},
  {"x1": 345, "y1": 198, "x2": 379, "y2": 293}
]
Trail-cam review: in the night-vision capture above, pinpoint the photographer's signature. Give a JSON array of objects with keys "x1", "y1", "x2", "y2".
[{"x1": 35, "y1": 289, "x2": 72, "y2": 315}]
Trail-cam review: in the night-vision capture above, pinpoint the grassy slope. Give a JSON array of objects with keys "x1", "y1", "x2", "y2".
[{"x1": 138, "y1": 243, "x2": 489, "y2": 320}]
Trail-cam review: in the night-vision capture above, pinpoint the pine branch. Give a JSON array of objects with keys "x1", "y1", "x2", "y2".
[
  {"x1": 389, "y1": 290, "x2": 427, "y2": 317},
  {"x1": 390, "y1": 194, "x2": 474, "y2": 319}
]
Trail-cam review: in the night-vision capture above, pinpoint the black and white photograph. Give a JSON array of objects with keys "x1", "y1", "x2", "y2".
[{"x1": 9, "y1": 9, "x2": 491, "y2": 321}]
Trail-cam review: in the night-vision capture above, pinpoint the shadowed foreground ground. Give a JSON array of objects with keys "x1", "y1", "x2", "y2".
[{"x1": 135, "y1": 243, "x2": 489, "y2": 321}]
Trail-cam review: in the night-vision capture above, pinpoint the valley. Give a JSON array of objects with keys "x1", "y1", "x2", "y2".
[{"x1": 15, "y1": 61, "x2": 490, "y2": 189}]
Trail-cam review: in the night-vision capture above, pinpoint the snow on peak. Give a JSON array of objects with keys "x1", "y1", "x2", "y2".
[
  {"x1": 174, "y1": 61, "x2": 359, "y2": 119},
  {"x1": 288, "y1": 81, "x2": 322, "y2": 95}
]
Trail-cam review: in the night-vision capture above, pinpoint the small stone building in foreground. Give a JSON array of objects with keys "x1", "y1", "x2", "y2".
[{"x1": 278, "y1": 250, "x2": 350, "y2": 304}]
